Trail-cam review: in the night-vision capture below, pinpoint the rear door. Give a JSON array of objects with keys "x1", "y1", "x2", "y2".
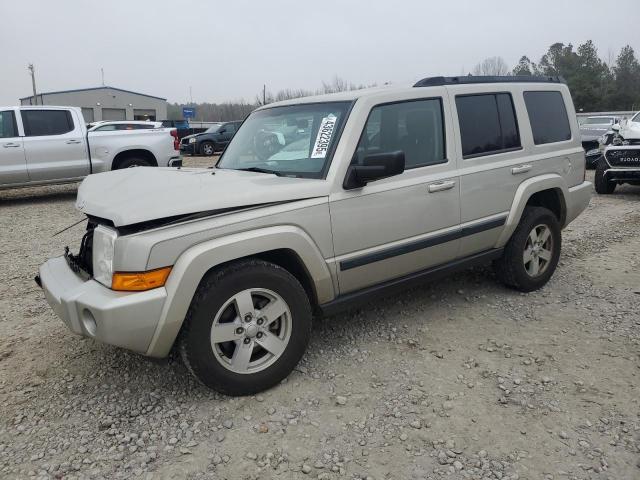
[
  {"x1": 0, "y1": 109, "x2": 28, "y2": 185},
  {"x1": 21, "y1": 109, "x2": 90, "y2": 182}
]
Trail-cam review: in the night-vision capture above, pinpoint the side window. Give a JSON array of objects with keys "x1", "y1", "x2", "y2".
[
  {"x1": 0, "y1": 111, "x2": 18, "y2": 138},
  {"x1": 95, "y1": 125, "x2": 117, "y2": 131},
  {"x1": 224, "y1": 123, "x2": 236, "y2": 134},
  {"x1": 523, "y1": 91, "x2": 572, "y2": 144},
  {"x1": 21, "y1": 110, "x2": 74, "y2": 137},
  {"x1": 354, "y1": 99, "x2": 446, "y2": 169},
  {"x1": 455, "y1": 93, "x2": 521, "y2": 158}
]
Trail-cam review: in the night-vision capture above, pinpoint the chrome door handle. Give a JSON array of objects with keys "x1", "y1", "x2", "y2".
[
  {"x1": 428, "y1": 180, "x2": 456, "y2": 193},
  {"x1": 3, "y1": 143, "x2": 20, "y2": 148},
  {"x1": 511, "y1": 164, "x2": 532, "y2": 175},
  {"x1": 65, "y1": 139, "x2": 82, "y2": 144}
]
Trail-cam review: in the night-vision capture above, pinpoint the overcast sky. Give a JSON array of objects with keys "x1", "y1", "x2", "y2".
[{"x1": 1, "y1": 0, "x2": 638, "y2": 105}]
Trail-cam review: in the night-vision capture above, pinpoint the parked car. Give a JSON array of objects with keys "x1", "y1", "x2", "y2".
[
  {"x1": 0, "y1": 106, "x2": 181, "y2": 189},
  {"x1": 180, "y1": 121, "x2": 242, "y2": 156},
  {"x1": 88, "y1": 120, "x2": 162, "y2": 131},
  {"x1": 594, "y1": 123, "x2": 640, "y2": 194},
  {"x1": 38, "y1": 76, "x2": 590, "y2": 395},
  {"x1": 580, "y1": 115, "x2": 620, "y2": 152}
]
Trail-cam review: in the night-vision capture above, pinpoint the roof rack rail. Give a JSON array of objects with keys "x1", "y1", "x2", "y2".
[{"x1": 413, "y1": 75, "x2": 566, "y2": 87}]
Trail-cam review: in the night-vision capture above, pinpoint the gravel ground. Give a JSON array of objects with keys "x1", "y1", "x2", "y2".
[{"x1": 0, "y1": 166, "x2": 639, "y2": 480}]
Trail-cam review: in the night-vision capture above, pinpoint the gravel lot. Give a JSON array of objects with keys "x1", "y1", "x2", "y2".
[{"x1": 0, "y1": 164, "x2": 638, "y2": 480}]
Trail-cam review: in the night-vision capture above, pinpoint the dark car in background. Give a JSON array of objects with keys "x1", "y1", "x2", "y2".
[{"x1": 180, "y1": 120, "x2": 242, "y2": 156}]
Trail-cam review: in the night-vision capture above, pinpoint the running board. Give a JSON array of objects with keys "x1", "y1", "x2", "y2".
[{"x1": 318, "y1": 248, "x2": 504, "y2": 317}]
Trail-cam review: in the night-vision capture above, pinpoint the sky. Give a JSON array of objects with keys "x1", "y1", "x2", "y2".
[{"x1": 1, "y1": 0, "x2": 638, "y2": 105}]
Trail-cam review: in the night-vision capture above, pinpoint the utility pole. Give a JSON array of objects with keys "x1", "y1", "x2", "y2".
[
  {"x1": 101, "y1": 67, "x2": 105, "y2": 86},
  {"x1": 263, "y1": 84, "x2": 266, "y2": 105},
  {"x1": 27, "y1": 63, "x2": 38, "y2": 105}
]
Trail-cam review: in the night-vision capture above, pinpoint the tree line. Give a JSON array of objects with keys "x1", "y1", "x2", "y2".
[{"x1": 167, "y1": 41, "x2": 640, "y2": 121}]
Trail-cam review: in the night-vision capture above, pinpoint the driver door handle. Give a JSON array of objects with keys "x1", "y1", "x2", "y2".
[{"x1": 428, "y1": 180, "x2": 456, "y2": 193}]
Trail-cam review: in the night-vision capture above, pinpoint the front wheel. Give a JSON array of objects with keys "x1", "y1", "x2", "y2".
[
  {"x1": 594, "y1": 158, "x2": 616, "y2": 194},
  {"x1": 200, "y1": 141, "x2": 216, "y2": 156},
  {"x1": 493, "y1": 206, "x2": 561, "y2": 292},
  {"x1": 179, "y1": 259, "x2": 312, "y2": 396}
]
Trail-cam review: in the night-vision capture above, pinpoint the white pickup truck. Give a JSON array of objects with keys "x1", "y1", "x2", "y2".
[{"x1": 0, "y1": 106, "x2": 182, "y2": 190}]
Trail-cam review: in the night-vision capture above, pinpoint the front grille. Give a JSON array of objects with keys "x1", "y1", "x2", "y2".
[
  {"x1": 606, "y1": 148, "x2": 640, "y2": 168},
  {"x1": 181, "y1": 137, "x2": 191, "y2": 145}
]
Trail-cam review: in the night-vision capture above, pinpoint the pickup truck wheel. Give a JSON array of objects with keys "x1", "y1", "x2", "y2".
[
  {"x1": 116, "y1": 157, "x2": 152, "y2": 169},
  {"x1": 493, "y1": 206, "x2": 561, "y2": 292},
  {"x1": 594, "y1": 158, "x2": 616, "y2": 194},
  {"x1": 200, "y1": 141, "x2": 216, "y2": 156},
  {"x1": 179, "y1": 259, "x2": 312, "y2": 396}
]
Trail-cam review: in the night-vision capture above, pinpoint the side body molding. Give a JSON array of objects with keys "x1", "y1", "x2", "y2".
[
  {"x1": 145, "y1": 225, "x2": 334, "y2": 357},
  {"x1": 495, "y1": 174, "x2": 568, "y2": 248}
]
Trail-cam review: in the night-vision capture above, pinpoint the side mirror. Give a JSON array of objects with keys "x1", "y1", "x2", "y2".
[
  {"x1": 218, "y1": 128, "x2": 226, "y2": 134},
  {"x1": 611, "y1": 124, "x2": 620, "y2": 132},
  {"x1": 343, "y1": 151, "x2": 405, "y2": 189}
]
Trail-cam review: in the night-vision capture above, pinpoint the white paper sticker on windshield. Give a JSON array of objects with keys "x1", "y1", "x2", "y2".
[{"x1": 311, "y1": 114, "x2": 337, "y2": 158}]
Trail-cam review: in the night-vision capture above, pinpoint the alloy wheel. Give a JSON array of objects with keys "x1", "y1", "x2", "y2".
[{"x1": 523, "y1": 224, "x2": 553, "y2": 277}]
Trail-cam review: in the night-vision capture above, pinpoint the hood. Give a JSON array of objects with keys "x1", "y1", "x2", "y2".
[
  {"x1": 580, "y1": 125, "x2": 609, "y2": 140},
  {"x1": 181, "y1": 133, "x2": 202, "y2": 141},
  {"x1": 76, "y1": 167, "x2": 329, "y2": 228}
]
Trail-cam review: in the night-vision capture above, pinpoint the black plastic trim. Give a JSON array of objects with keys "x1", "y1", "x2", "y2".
[
  {"x1": 414, "y1": 75, "x2": 566, "y2": 87},
  {"x1": 320, "y1": 248, "x2": 504, "y2": 316},
  {"x1": 339, "y1": 215, "x2": 507, "y2": 271}
]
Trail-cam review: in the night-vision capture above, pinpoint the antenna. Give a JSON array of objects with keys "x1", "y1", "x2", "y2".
[{"x1": 27, "y1": 63, "x2": 38, "y2": 105}]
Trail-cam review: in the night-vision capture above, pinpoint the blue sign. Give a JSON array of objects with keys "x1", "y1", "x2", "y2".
[{"x1": 182, "y1": 107, "x2": 196, "y2": 119}]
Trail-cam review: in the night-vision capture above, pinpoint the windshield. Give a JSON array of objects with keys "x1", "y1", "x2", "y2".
[
  {"x1": 584, "y1": 117, "x2": 613, "y2": 125},
  {"x1": 632, "y1": 112, "x2": 640, "y2": 122},
  {"x1": 205, "y1": 125, "x2": 221, "y2": 133},
  {"x1": 218, "y1": 102, "x2": 351, "y2": 178}
]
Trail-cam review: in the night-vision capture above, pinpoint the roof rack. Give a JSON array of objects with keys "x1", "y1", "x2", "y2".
[{"x1": 413, "y1": 75, "x2": 566, "y2": 87}]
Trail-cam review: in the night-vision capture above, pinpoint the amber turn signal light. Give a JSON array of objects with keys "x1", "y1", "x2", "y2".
[{"x1": 111, "y1": 266, "x2": 172, "y2": 291}]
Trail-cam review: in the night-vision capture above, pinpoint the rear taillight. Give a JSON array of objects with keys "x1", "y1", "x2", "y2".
[{"x1": 170, "y1": 128, "x2": 179, "y2": 150}]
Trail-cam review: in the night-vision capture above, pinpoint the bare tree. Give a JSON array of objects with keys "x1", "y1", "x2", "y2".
[{"x1": 472, "y1": 56, "x2": 510, "y2": 76}]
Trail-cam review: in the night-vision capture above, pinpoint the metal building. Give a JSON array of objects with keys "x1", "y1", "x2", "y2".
[{"x1": 20, "y1": 86, "x2": 167, "y2": 123}]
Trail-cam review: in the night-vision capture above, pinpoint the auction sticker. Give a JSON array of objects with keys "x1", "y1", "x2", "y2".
[{"x1": 311, "y1": 114, "x2": 337, "y2": 158}]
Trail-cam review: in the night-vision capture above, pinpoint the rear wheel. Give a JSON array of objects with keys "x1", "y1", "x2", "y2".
[
  {"x1": 200, "y1": 141, "x2": 216, "y2": 156},
  {"x1": 116, "y1": 157, "x2": 152, "y2": 169},
  {"x1": 594, "y1": 158, "x2": 616, "y2": 194},
  {"x1": 179, "y1": 259, "x2": 312, "y2": 396},
  {"x1": 493, "y1": 206, "x2": 561, "y2": 292}
]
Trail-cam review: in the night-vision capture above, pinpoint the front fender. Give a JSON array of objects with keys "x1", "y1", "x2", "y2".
[
  {"x1": 145, "y1": 225, "x2": 334, "y2": 357},
  {"x1": 495, "y1": 174, "x2": 568, "y2": 248}
]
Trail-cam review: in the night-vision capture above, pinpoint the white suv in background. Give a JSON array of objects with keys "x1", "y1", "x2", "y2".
[{"x1": 38, "y1": 76, "x2": 591, "y2": 395}]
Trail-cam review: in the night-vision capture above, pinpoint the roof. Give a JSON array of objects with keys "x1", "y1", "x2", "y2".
[{"x1": 20, "y1": 86, "x2": 166, "y2": 101}]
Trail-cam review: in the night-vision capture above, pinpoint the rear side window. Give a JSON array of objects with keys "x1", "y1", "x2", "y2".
[
  {"x1": 523, "y1": 91, "x2": 572, "y2": 144},
  {"x1": 455, "y1": 93, "x2": 521, "y2": 158},
  {"x1": 21, "y1": 110, "x2": 74, "y2": 136},
  {"x1": 353, "y1": 98, "x2": 446, "y2": 169},
  {"x1": 0, "y1": 111, "x2": 18, "y2": 138}
]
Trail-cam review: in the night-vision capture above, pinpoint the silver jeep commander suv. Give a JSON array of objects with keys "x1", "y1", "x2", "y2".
[{"x1": 38, "y1": 76, "x2": 591, "y2": 395}]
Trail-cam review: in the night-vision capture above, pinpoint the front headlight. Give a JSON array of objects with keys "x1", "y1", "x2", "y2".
[
  {"x1": 92, "y1": 225, "x2": 117, "y2": 287},
  {"x1": 188, "y1": 137, "x2": 196, "y2": 144}
]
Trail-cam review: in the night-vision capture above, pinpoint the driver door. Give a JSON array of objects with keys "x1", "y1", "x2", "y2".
[{"x1": 330, "y1": 94, "x2": 461, "y2": 294}]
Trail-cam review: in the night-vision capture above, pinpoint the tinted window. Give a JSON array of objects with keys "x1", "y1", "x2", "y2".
[
  {"x1": 0, "y1": 111, "x2": 18, "y2": 138},
  {"x1": 524, "y1": 91, "x2": 571, "y2": 144},
  {"x1": 354, "y1": 99, "x2": 446, "y2": 169},
  {"x1": 222, "y1": 123, "x2": 236, "y2": 134},
  {"x1": 21, "y1": 110, "x2": 74, "y2": 136},
  {"x1": 456, "y1": 93, "x2": 521, "y2": 158}
]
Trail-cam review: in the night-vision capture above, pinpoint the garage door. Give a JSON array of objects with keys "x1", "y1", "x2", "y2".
[
  {"x1": 102, "y1": 108, "x2": 126, "y2": 121},
  {"x1": 134, "y1": 109, "x2": 156, "y2": 121}
]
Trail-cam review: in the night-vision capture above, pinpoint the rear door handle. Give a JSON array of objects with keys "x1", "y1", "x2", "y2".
[
  {"x1": 66, "y1": 139, "x2": 82, "y2": 144},
  {"x1": 428, "y1": 180, "x2": 456, "y2": 193},
  {"x1": 511, "y1": 164, "x2": 532, "y2": 175},
  {"x1": 3, "y1": 143, "x2": 20, "y2": 148}
]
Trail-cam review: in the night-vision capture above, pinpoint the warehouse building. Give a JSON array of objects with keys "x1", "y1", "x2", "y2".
[{"x1": 20, "y1": 86, "x2": 167, "y2": 123}]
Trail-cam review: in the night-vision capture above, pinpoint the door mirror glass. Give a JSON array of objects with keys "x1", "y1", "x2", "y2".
[{"x1": 344, "y1": 151, "x2": 405, "y2": 189}]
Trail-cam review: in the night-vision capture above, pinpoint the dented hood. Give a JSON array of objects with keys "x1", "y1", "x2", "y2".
[{"x1": 76, "y1": 167, "x2": 329, "y2": 227}]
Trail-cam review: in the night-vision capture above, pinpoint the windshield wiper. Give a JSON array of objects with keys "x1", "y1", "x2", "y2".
[{"x1": 235, "y1": 167, "x2": 284, "y2": 176}]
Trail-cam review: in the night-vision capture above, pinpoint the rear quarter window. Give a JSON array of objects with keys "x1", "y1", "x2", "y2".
[{"x1": 523, "y1": 91, "x2": 572, "y2": 145}]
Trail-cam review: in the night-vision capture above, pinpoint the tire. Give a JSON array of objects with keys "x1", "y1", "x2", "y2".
[
  {"x1": 493, "y1": 206, "x2": 561, "y2": 292},
  {"x1": 199, "y1": 141, "x2": 216, "y2": 156},
  {"x1": 179, "y1": 259, "x2": 312, "y2": 396},
  {"x1": 594, "y1": 158, "x2": 616, "y2": 194},
  {"x1": 116, "y1": 157, "x2": 152, "y2": 169}
]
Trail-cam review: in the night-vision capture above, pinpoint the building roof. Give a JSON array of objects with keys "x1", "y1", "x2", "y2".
[{"x1": 20, "y1": 86, "x2": 166, "y2": 101}]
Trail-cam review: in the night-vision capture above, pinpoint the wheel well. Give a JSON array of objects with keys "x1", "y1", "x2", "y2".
[
  {"x1": 525, "y1": 188, "x2": 566, "y2": 225},
  {"x1": 112, "y1": 149, "x2": 158, "y2": 170}
]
